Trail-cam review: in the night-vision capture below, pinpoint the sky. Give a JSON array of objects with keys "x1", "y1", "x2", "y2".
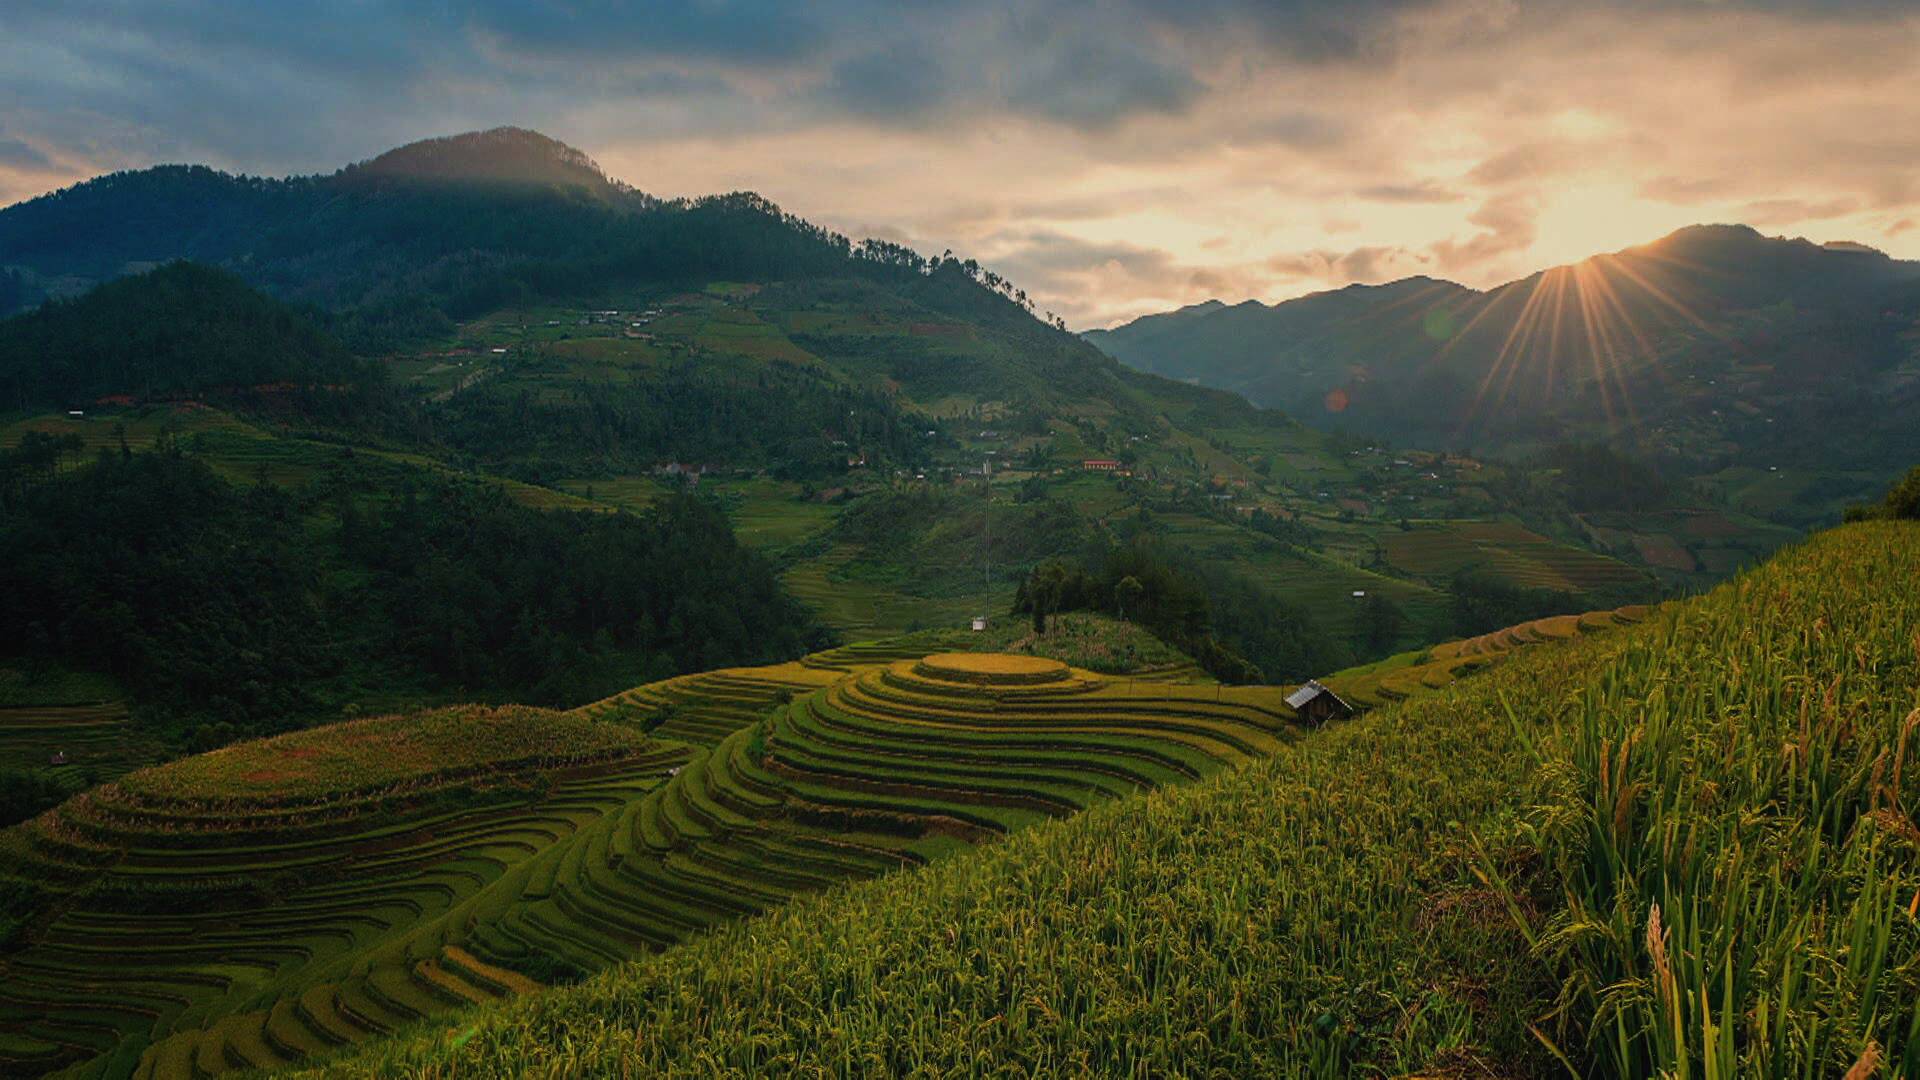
[{"x1": 3, "y1": 1, "x2": 1918, "y2": 328}]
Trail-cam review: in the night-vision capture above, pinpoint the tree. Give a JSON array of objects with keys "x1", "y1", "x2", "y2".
[
  {"x1": 1114, "y1": 576, "x2": 1144, "y2": 622},
  {"x1": 1026, "y1": 562, "x2": 1072, "y2": 635},
  {"x1": 1358, "y1": 594, "x2": 1407, "y2": 653},
  {"x1": 1886, "y1": 465, "x2": 1920, "y2": 520},
  {"x1": 1844, "y1": 464, "x2": 1920, "y2": 522}
]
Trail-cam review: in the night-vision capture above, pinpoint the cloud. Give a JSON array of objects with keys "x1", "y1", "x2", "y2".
[
  {"x1": 1466, "y1": 143, "x2": 1570, "y2": 187},
  {"x1": 1266, "y1": 246, "x2": 1425, "y2": 282},
  {"x1": 0, "y1": 138, "x2": 51, "y2": 169},
  {"x1": 462, "y1": 2, "x2": 837, "y2": 64},
  {"x1": 3, "y1": 0, "x2": 1920, "y2": 326},
  {"x1": 1430, "y1": 193, "x2": 1540, "y2": 274},
  {"x1": 1356, "y1": 181, "x2": 1464, "y2": 203},
  {"x1": 1738, "y1": 196, "x2": 1862, "y2": 225},
  {"x1": 1638, "y1": 174, "x2": 1735, "y2": 204},
  {"x1": 823, "y1": 43, "x2": 955, "y2": 121}
]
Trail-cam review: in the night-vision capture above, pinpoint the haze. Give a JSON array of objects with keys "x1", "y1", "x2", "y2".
[{"x1": 4, "y1": 0, "x2": 1917, "y2": 326}]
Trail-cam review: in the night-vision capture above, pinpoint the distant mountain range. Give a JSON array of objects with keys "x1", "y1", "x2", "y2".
[{"x1": 1087, "y1": 225, "x2": 1920, "y2": 470}]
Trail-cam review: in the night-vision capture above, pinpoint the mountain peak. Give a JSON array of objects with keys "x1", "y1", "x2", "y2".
[{"x1": 339, "y1": 127, "x2": 628, "y2": 197}]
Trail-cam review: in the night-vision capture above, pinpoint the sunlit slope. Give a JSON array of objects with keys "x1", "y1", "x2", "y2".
[{"x1": 298, "y1": 522, "x2": 1919, "y2": 1078}]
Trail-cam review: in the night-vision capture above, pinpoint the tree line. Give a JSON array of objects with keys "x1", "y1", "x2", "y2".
[{"x1": 0, "y1": 445, "x2": 828, "y2": 753}]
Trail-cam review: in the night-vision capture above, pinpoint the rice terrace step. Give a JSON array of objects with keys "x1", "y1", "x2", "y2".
[{"x1": 0, "y1": 614, "x2": 1643, "y2": 1077}]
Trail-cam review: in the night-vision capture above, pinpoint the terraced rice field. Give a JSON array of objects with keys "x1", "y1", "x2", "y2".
[
  {"x1": 290, "y1": 522, "x2": 1920, "y2": 1079},
  {"x1": 0, "y1": 614, "x2": 1625, "y2": 1078},
  {"x1": 781, "y1": 544, "x2": 1009, "y2": 637},
  {"x1": 0, "y1": 706, "x2": 687, "y2": 1079},
  {"x1": 1382, "y1": 520, "x2": 1649, "y2": 592},
  {"x1": 0, "y1": 637, "x2": 1291, "y2": 1077},
  {"x1": 1324, "y1": 603, "x2": 1653, "y2": 708},
  {"x1": 0, "y1": 701, "x2": 164, "y2": 801},
  {"x1": 452, "y1": 651, "x2": 1294, "y2": 992}
]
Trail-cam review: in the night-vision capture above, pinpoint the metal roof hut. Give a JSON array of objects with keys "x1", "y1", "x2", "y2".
[{"x1": 1285, "y1": 679, "x2": 1354, "y2": 726}]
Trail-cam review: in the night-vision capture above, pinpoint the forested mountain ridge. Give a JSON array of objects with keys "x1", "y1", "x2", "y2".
[
  {"x1": 0, "y1": 262, "x2": 378, "y2": 412},
  {"x1": 1087, "y1": 225, "x2": 1920, "y2": 469},
  {"x1": 0, "y1": 132, "x2": 1792, "y2": 813},
  {"x1": 0, "y1": 128, "x2": 1058, "y2": 350}
]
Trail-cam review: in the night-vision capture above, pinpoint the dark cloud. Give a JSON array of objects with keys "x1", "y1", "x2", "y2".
[
  {"x1": 1003, "y1": 37, "x2": 1202, "y2": 128},
  {"x1": 1246, "y1": 111, "x2": 1349, "y2": 149},
  {"x1": 823, "y1": 42, "x2": 955, "y2": 121},
  {"x1": 821, "y1": 31, "x2": 1200, "y2": 128},
  {"x1": 462, "y1": 1, "x2": 838, "y2": 64},
  {"x1": 1356, "y1": 181, "x2": 1463, "y2": 203},
  {"x1": 0, "y1": 139, "x2": 51, "y2": 169},
  {"x1": 1126, "y1": 0, "x2": 1441, "y2": 62}
]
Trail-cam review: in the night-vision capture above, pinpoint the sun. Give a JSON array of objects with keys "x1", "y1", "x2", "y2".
[{"x1": 1531, "y1": 181, "x2": 1700, "y2": 270}]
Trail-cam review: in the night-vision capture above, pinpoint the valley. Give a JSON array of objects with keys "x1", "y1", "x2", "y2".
[
  {"x1": 0, "y1": 111, "x2": 1915, "y2": 1079},
  {"x1": 0, "y1": 604, "x2": 1642, "y2": 1077}
]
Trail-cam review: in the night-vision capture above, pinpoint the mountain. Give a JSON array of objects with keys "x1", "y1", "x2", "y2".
[
  {"x1": 1087, "y1": 225, "x2": 1920, "y2": 473},
  {"x1": 2, "y1": 131, "x2": 1440, "y2": 694},
  {"x1": 0, "y1": 130, "x2": 837, "y2": 342},
  {"x1": 1085, "y1": 276, "x2": 1476, "y2": 407},
  {"x1": 338, "y1": 126, "x2": 634, "y2": 199},
  {"x1": 3, "y1": 134, "x2": 1815, "y2": 738}
]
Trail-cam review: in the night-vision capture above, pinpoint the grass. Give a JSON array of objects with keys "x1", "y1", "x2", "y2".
[{"x1": 285, "y1": 521, "x2": 1918, "y2": 1078}]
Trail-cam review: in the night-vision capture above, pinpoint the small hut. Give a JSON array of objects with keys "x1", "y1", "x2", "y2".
[{"x1": 1284, "y1": 680, "x2": 1354, "y2": 726}]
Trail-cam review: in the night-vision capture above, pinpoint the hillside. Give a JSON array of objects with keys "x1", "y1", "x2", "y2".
[
  {"x1": 0, "y1": 445, "x2": 822, "y2": 782},
  {"x1": 290, "y1": 520, "x2": 1919, "y2": 1078},
  {"x1": 0, "y1": 600, "x2": 1639, "y2": 1076},
  {"x1": 1088, "y1": 225, "x2": 1920, "y2": 522},
  {"x1": 0, "y1": 263, "x2": 376, "y2": 412},
  {"x1": 0, "y1": 131, "x2": 1684, "y2": 684}
]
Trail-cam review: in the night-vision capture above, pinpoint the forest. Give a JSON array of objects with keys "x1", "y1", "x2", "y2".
[
  {"x1": 0, "y1": 445, "x2": 824, "y2": 785},
  {"x1": 0, "y1": 262, "x2": 381, "y2": 412}
]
